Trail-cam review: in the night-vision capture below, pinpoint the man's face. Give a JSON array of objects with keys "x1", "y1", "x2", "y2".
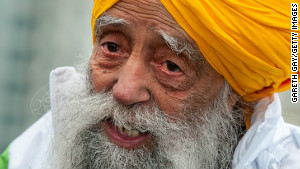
[
  {"x1": 50, "y1": 0, "x2": 245, "y2": 168},
  {"x1": 89, "y1": 0, "x2": 225, "y2": 149}
]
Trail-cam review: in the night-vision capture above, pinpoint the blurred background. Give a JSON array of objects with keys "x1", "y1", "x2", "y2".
[
  {"x1": 0, "y1": 0, "x2": 299, "y2": 153},
  {"x1": 0, "y1": 0, "x2": 93, "y2": 152}
]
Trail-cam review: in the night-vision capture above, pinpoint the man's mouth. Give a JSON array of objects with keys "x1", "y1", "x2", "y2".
[{"x1": 104, "y1": 119, "x2": 151, "y2": 149}]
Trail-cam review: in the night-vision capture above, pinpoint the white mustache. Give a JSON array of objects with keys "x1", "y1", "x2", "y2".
[{"x1": 49, "y1": 73, "x2": 244, "y2": 169}]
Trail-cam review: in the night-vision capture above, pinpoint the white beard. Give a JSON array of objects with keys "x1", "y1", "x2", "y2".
[{"x1": 48, "y1": 71, "x2": 245, "y2": 169}]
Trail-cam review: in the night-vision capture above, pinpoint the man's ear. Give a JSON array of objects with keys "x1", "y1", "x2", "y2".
[
  {"x1": 235, "y1": 94, "x2": 269, "y2": 130},
  {"x1": 227, "y1": 92, "x2": 238, "y2": 110}
]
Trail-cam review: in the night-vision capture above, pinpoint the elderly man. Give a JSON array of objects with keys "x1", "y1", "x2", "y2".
[{"x1": 1, "y1": 0, "x2": 300, "y2": 169}]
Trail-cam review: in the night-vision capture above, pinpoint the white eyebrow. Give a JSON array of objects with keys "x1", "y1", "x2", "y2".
[
  {"x1": 157, "y1": 30, "x2": 204, "y2": 62},
  {"x1": 94, "y1": 13, "x2": 127, "y2": 36}
]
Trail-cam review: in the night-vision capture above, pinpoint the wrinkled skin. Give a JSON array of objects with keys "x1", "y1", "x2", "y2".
[{"x1": 89, "y1": 0, "x2": 232, "y2": 129}]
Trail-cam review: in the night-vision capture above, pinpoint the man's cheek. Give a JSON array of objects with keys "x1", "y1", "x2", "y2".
[
  {"x1": 89, "y1": 63, "x2": 117, "y2": 92},
  {"x1": 151, "y1": 91, "x2": 189, "y2": 119}
]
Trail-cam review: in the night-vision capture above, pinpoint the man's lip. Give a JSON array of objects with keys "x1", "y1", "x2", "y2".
[{"x1": 104, "y1": 120, "x2": 150, "y2": 149}]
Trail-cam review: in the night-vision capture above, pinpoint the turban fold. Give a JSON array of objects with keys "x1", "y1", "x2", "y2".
[{"x1": 92, "y1": 0, "x2": 299, "y2": 101}]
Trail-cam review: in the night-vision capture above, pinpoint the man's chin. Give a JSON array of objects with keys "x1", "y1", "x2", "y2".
[{"x1": 68, "y1": 121, "x2": 172, "y2": 169}]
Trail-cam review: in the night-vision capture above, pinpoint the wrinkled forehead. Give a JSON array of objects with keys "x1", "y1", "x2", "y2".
[{"x1": 104, "y1": 0, "x2": 196, "y2": 44}]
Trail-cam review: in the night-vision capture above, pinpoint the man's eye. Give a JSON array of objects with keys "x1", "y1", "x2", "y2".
[
  {"x1": 165, "y1": 61, "x2": 181, "y2": 72},
  {"x1": 104, "y1": 42, "x2": 119, "y2": 53}
]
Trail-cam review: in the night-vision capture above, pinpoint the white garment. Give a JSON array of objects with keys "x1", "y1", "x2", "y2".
[
  {"x1": 233, "y1": 95, "x2": 300, "y2": 169},
  {"x1": 7, "y1": 67, "x2": 300, "y2": 169}
]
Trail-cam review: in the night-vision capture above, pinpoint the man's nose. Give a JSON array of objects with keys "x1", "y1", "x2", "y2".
[{"x1": 112, "y1": 58, "x2": 151, "y2": 105}]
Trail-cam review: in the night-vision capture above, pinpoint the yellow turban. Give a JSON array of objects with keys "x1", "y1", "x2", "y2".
[{"x1": 92, "y1": 0, "x2": 299, "y2": 101}]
